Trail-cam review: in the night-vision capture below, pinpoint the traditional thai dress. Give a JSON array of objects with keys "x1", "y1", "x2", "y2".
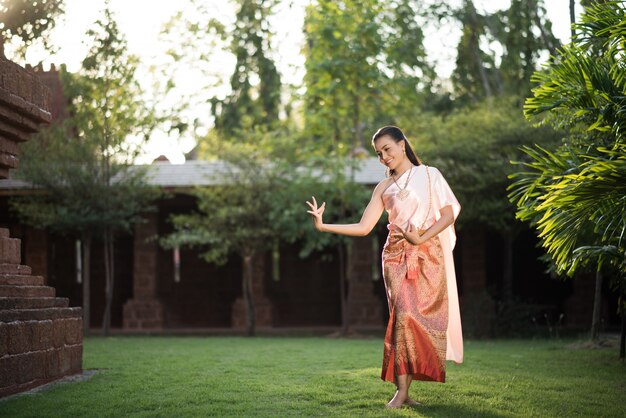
[{"x1": 380, "y1": 164, "x2": 463, "y2": 384}]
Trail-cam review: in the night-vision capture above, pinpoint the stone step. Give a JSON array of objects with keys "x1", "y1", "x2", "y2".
[
  {"x1": 0, "y1": 297, "x2": 68, "y2": 310},
  {"x1": 0, "y1": 264, "x2": 32, "y2": 275},
  {"x1": 0, "y1": 236, "x2": 20, "y2": 264},
  {"x1": 0, "y1": 306, "x2": 82, "y2": 322},
  {"x1": 0, "y1": 285, "x2": 54, "y2": 298},
  {"x1": 0, "y1": 275, "x2": 44, "y2": 286},
  {"x1": 0, "y1": 228, "x2": 9, "y2": 238}
]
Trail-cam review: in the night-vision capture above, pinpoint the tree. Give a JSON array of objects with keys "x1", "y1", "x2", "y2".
[
  {"x1": 509, "y1": 1, "x2": 626, "y2": 357},
  {"x1": 496, "y1": 0, "x2": 560, "y2": 95},
  {"x1": 159, "y1": 0, "x2": 294, "y2": 336},
  {"x1": 212, "y1": 0, "x2": 282, "y2": 137},
  {"x1": 448, "y1": 0, "x2": 560, "y2": 102},
  {"x1": 0, "y1": 0, "x2": 65, "y2": 60},
  {"x1": 450, "y1": 0, "x2": 500, "y2": 101},
  {"x1": 77, "y1": 6, "x2": 159, "y2": 336},
  {"x1": 570, "y1": 0, "x2": 576, "y2": 39},
  {"x1": 11, "y1": 6, "x2": 159, "y2": 336},
  {"x1": 163, "y1": 130, "x2": 371, "y2": 336},
  {"x1": 158, "y1": 0, "x2": 284, "y2": 145},
  {"x1": 304, "y1": 0, "x2": 432, "y2": 152},
  {"x1": 162, "y1": 132, "x2": 287, "y2": 336}
]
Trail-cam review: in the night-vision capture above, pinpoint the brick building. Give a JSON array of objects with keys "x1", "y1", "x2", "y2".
[
  {"x1": 2, "y1": 156, "x2": 620, "y2": 335},
  {"x1": 0, "y1": 69, "x2": 619, "y2": 337},
  {"x1": 0, "y1": 56, "x2": 82, "y2": 397}
]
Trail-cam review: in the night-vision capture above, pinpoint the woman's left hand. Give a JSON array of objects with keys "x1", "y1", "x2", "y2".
[{"x1": 393, "y1": 224, "x2": 426, "y2": 245}]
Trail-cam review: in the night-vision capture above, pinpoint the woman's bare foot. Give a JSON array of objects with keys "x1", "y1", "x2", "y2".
[
  {"x1": 404, "y1": 398, "x2": 422, "y2": 406},
  {"x1": 386, "y1": 390, "x2": 408, "y2": 409}
]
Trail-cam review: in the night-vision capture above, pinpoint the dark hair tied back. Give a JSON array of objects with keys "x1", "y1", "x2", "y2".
[{"x1": 371, "y1": 125, "x2": 422, "y2": 176}]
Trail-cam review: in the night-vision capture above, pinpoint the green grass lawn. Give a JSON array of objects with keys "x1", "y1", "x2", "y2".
[{"x1": 1, "y1": 336, "x2": 624, "y2": 417}]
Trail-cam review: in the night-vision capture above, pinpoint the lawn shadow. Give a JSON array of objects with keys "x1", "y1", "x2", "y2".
[
  {"x1": 0, "y1": 370, "x2": 98, "y2": 403},
  {"x1": 315, "y1": 368, "x2": 509, "y2": 417},
  {"x1": 415, "y1": 402, "x2": 508, "y2": 418}
]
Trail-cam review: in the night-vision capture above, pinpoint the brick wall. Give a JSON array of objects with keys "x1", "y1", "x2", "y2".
[
  {"x1": 0, "y1": 228, "x2": 82, "y2": 397},
  {"x1": 347, "y1": 236, "x2": 386, "y2": 328},
  {"x1": 0, "y1": 56, "x2": 51, "y2": 178},
  {"x1": 0, "y1": 52, "x2": 82, "y2": 398}
]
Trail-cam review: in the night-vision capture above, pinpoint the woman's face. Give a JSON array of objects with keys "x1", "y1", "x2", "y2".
[{"x1": 374, "y1": 135, "x2": 405, "y2": 170}]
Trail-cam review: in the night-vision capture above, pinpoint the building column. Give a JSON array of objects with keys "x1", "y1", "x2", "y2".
[
  {"x1": 231, "y1": 255, "x2": 272, "y2": 328},
  {"x1": 123, "y1": 213, "x2": 164, "y2": 330},
  {"x1": 348, "y1": 236, "x2": 384, "y2": 328}
]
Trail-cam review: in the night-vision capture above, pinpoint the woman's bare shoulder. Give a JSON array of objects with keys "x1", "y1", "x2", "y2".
[{"x1": 374, "y1": 177, "x2": 394, "y2": 195}]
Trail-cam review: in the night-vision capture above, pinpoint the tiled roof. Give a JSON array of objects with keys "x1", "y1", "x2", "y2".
[
  {"x1": 143, "y1": 160, "x2": 229, "y2": 188},
  {"x1": 0, "y1": 158, "x2": 386, "y2": 191}
]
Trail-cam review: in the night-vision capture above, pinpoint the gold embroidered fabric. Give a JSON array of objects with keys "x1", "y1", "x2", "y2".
[{"x1": 380, "y1": 231, "x2": 448, "y2": 383}]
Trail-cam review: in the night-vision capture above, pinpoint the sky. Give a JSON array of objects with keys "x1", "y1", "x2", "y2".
[{"x1": 9, "y1": 0, "x2": 582, "y2": 164}]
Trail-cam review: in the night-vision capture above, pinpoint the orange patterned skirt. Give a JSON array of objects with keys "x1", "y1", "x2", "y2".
[{"x1": 381, "y1": 233, "x2": 448, "y2": 384}]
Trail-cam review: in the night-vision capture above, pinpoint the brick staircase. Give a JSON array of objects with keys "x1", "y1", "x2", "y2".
[{"x1": 0, "y1": 228, "x2": 83, "y2": 398}]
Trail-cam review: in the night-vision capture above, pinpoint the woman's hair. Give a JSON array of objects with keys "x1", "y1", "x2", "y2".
[{"x1": 371, "y1": 125, "x2": 422, "y2": 176}]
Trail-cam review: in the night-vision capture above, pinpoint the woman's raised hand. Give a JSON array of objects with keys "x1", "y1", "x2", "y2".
[{"x1": 306, "y1": 196, "x2": 326, "y2": 231}]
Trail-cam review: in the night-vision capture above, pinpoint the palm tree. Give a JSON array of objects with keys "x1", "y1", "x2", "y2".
[{"x1": 508, "y1": 1, "x2": 626, "y2": 357}]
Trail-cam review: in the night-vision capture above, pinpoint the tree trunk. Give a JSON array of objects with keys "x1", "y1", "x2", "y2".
[
  {"x1": 242, "y1": 253, "x2": 256, "y2": 337},
  {"x1": 466, "y1": 0, "x2": 492, "y2": 98},
  {"x1": 591, "y1": 270, "x2": 603, "y2": 341},
  {"x1": 619, "y1": 309, "x2": 626, "y2": 360},
  {"x1": 532, "y1": 12, "x2": 559, "y2": 57},
  {"x1": 502, "y1": 232, "x2": 514, "y2": 301},
  {"x1": 102, "y1": 229, "x2": 115, "y2": 336},
  {"x1": 569, "y1": 0, "x2": 576, "y2": 39},
  {"x1": 338, "y1": 242, "x2": 352, "y2": 336},
  {"x1": 81, "y1": 233, "x2": 91, "y2": 336},
  {"x1": 351, "y1": 90, "x2": 364, "y2": 150},
  {"x1": 345, "y1": 241, "x2": 353, "y2": 335}
]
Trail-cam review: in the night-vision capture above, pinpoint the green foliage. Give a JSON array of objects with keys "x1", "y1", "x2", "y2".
[
  {"x1": 212, "y1": 0, "x2": 282, "y2": 137},
  {"x1": 509, "y1": 1, "x2": 626, "y2": 278},
  {"x1": 162, "y1": 129, "x2": 371, "y2": 262},
  {"x1": 72, "y1": 7, "x2": 155, "y2": 165},
  {"x1": 161, "y1": 148, "x2": 277, "y2": 263},
  {"x1": 303, "y1": 0, "x2": 431, "y2": 151},
  {"x1": 524, "y1": 3, "x2": 626, "y2": 138},
  {"x1": 0, "y1": 0, "x2": 64, "y2": 58},
  {"x1": 12, "y1": 124, "x2": 156, "y2": 236},
  {"x1": 447, "y1": 0, "x2": 559, "y2": 102},
  {"x1": 278, "y1": 156, "x2": 372, "y2": 259},
  {"x1": 450, "y1": 0, "x2": 501, "y2": 101},
  {"x1": 156, "y1": 0, "x2": 229, "y2": 137},
  {"x1": 11, "y1": 7, "x2": 159, "y2": 237},
  {"x1": 160, "y1": 0, "x2": 283, "y2": 140},
  {"x1": 405, "y1": 97, "x2": 562, "y2": 233},
  {"x1": 162, "y1": 129, "x2": 284, "y2": 262},
  {"x1": 510, "y1": 143, "x2": 626, "y2": 276},
  {"x1": 494, "y1": 0, "x2": 560, "y2": 95}
]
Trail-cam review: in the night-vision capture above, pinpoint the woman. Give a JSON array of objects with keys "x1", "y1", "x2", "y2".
[{"x1": 306, "y1": 125, "x2": 463, "y2": 408}]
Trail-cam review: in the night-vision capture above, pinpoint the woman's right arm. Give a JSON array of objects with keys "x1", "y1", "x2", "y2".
[{"x1": 306, "y1": 179, "x2": 390, "y2": 237}]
